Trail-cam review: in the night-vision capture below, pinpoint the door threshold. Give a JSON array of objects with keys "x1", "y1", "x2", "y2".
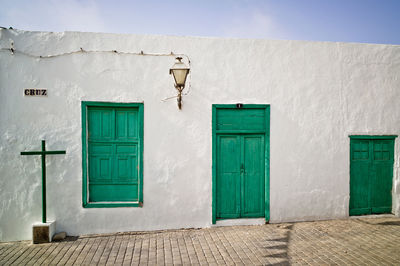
[
  {"x1": 214, "y1": 218, "x2": 265, "y2": 227},
  {"x1": 350, "y1": 214, "x2": 394, "y2": 219}
]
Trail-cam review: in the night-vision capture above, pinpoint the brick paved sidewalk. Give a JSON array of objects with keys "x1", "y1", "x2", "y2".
[{"x1": 1, "y1": 216, "x2": 400, "y2": 265}]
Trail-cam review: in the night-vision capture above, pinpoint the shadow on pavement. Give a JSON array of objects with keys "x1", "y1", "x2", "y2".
[
  {"x1": 374, "y1": 221, "x2": 400, "y2": 226},
  {"x1": 262, "y1": 224, "x2": 293, "y2": 265},
  {"x1": 55, "y1": 236, "x2": 79, "y2": 242},
  {"x1": 356, "y1": 218, "x2": 400, "y2": 226}
]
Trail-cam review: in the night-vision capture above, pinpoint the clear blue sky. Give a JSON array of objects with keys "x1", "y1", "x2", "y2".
[{"x1": 0, "y1": 0, "x2": 399, "y2": 44}]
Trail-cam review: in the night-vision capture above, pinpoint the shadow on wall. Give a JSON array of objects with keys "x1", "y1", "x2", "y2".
[{"x1": 262, "y1": 224, "x2": 293, "y2": 265}]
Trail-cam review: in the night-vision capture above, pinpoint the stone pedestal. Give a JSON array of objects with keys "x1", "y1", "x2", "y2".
[{"x1": 32, "y1": 221, "x2": 56, "y2": 244}]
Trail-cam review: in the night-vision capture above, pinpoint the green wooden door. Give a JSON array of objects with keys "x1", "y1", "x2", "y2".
[
  {"x1": 213, "y1": 105, "x2": 270, "y2": 223},
  {"x1": 350, "y1": 137, "x2": 395, "y2": 216},
  {"x1": 88, "y1": 107, "x2": 140, "y2": 202},
  {"x1": 216, "y1": 134, "x2": 265, "y2": 219}
]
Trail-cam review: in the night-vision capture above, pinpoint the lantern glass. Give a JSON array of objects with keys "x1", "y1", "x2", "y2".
[
  {"x1": 170, "y1": 57, "x2": 190, "y2": 88},
  {"x1": 172, "y1": 68, "x2": 189, "y2": 87}
]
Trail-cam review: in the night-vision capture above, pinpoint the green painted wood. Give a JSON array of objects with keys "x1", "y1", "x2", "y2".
[
  {"x1": 88, "y1": 108, "x2": 138, "y2": 202},
  {"x1": 349, "y1": 135, "x2": 397, "y2": 140},
  {"x1": 349, "y1": 136, "x2": 396, "y2": 216},
  {"x1": 213, "y1": 105, "x2": 269, "y2": 222},
  {"x1": 213, "y1": 104, "x2": 270, "y2": 109},
  {"x1": 216, "y1": 135, "x2": 241, "y2": 218},
  {"x1": 242, "y1": 135, "x2": 265, "y2": 217},
  {"x1": 212, "y1": 106, "x2": 217, "y2": 224},
  {"x1": 116, "y1": 110, "x2": 138, "y2": 140},
  {"x1": 83, "y1": 202, "x2": 142, "y2": 208},
  {"x1": 264, "y1": 106, "x2": 270, "y2": 222},
  {"x1": 216, "y1": 109, "x2": 265, "y2": 131},
  {"x1": 20, "y1": 140, "x2": 66, "y2": 222},
  {"x1": 215, "y1": 129, "x2": 266, "y2": 134},
  {"x1": 82, "y1": 103, "x2": 87, "y2": 207},
  {"x1": 370, "y1": 140, "x2": 394, "y2": 214},
  {"x1": 216, "y1": 134, "x2": 265, "y2": 219},
  {"x1": 349, "y1": 140, "x2": 371, "y2": 216},
  {"x1": 89, "y1": 184, "x2": 138, "y2": 202},
  {"x1": 82, "y1": 102, "x2": 143, "y2": 207}
]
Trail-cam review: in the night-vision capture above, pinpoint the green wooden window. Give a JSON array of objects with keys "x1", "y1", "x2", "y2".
[{"x1": 82, "y1": 102, "x2": 143, "y2": 208}]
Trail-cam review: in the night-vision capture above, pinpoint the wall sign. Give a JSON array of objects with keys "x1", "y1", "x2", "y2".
[{"x1": 24, "y1": 88, "x2": 47, "y2": 96}]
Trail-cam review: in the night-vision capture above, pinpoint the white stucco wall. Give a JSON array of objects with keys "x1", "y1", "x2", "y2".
[{"x1": 1, "y1": 29, "x2": 399, "y2": 241}]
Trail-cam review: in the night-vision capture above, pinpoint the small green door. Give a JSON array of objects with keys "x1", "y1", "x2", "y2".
[
  {"x1": 350, "y1": 136, "x2": 396, "y2": 216},
  {"x1": 213, "y1": 105, "x2": 269, "y2": 222}
]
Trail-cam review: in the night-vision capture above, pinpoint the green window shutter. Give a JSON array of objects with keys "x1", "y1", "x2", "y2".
[{"x1": 82, "y1": 102, "x2": 143, "y2": 208}]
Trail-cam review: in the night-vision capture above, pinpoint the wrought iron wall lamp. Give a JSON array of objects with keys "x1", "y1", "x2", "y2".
[{"x1": 169, "y1": 57, "x2": 190, "y2": 109}]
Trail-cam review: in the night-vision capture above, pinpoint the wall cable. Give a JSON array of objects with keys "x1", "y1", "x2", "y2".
[{"x1": 0, "y1": 46, "x2": 192, "y2": 101}]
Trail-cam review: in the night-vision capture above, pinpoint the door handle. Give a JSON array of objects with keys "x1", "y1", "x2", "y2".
[{"x1": 240, "y1": 163, "x2": 244, "y2": 173}]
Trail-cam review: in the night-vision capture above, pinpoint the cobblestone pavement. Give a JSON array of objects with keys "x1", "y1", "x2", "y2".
[{"x1": 1, "y1": 216, "x2": 400, "y2": 265}]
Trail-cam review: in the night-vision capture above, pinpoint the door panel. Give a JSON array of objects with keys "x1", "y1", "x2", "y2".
[
  {"x1": 216, "y1": 109, "x2": 265, "y2": 131},
  {"x1": 349, "y1": 140, "x2": 371, "y2": 215},
  {"x1": 242, "y1": 135, "x2": 264, "y2": 217},
  {"x1": 89, "y1": 144, "x2": 113, "y2": 181},
  {"x1": 371, "y1": 140, "x2": 393, "y2": 213},
  {"x1": 349, "y1": 162, "x2": 371, "y2": 215},
  {"x1": 88, "y1": 108, "x2": 113, "y2": 140},
  {"x1": 116, "y1": 109, "x2": 138, "y2": 140},
  {"x1": 115, "y1": 144, "x2": 138, "y2": 181},
  {"x1": 217, "y1": 135, "x2": 241, "y2": 218},
  {"x1": 371, "y1": 163, "x2": 392, "y2": 213},
  {"x1": 89, "y1": 184, "x2": 138, "y2": 202}
]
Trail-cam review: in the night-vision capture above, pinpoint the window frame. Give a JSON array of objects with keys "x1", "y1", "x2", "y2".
[{"x1": 82, "y1": 101, "x2": 144, "y2": 208}]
